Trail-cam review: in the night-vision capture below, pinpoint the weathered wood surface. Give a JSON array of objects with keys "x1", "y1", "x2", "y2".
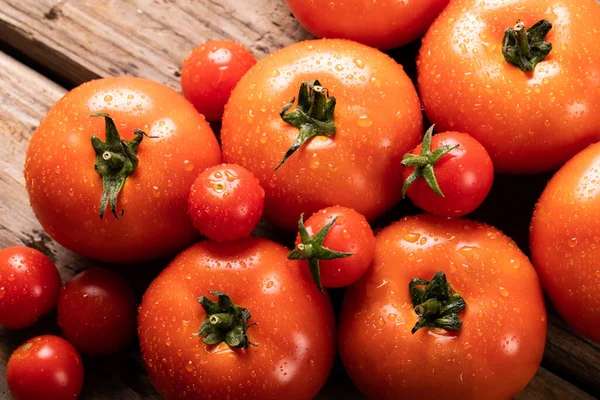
[{"x1": 0, "y1": 0, "x2": 599, "y2": 398}]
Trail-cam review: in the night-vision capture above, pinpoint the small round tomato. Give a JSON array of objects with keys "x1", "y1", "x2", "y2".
[
  {"x1": 418, "y1": 0, "x2": 600, "y2": 173},
  {"x1": 181, "y1": 40, "x2": 256, "y2": 121},
  {"x1": 7, "y1": 335, "x2": 84, "y2": 400},
  {"x1": 57, "y1": 268, "x2": 137, "y2": 356},
  {"x1": 531, "y1": 142, "x2": 600, "y2": 342},
  {"x1": 284, "y1": 0, "x2": 450, "y2": 50},
  {"x1": 402, "y1": 128, "x2": 494, "y2": 217},
  {"x1": 340, "y1": 215, "x2": 546, "y2": 400},
  {"x1": 0, "y1": 246, "x2": 61, "y2": 329},
  {"x1": 138, "y1": 238, "x2": 336, "y2": 400},
  {"x1": 188, "y1": 164, "x2": 265, "y2": 242},
  {"x1": 25, "y1": 77, "x2": 221, "y2": 263},
  {"x1": 289, "y1": 206, "x2": 375, "y2": 291},
  {"x1": 222, "y1": 39, "x2": 422, "y2": 230}
]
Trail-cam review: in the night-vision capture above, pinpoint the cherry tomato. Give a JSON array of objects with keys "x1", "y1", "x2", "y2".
[
  {"x1": 289, "y1": 206, "x2": 375, "y2": 291},
  {"x1": 340, "y1": 215, "x2": 547, "y2": 400},
  {"x1": 402, "y1": 128, "x2": 494, "y2": 217},
  {"x1": 284, "y1": 0, "x2": 450, "y2": 50},
  {"x1": 531, "y1": 142, "x2": 600, "y2": 342},
  {"x1": 7, "y1": 335, "x2": 84, "y2": 400},
  {"x1": 138, "y1": 237, "x2": 336, "y2": 400},
  {"x1": 418, "y1": 0, "x2": 600, "y2": 173},
  {"x1": 181, "y1": 40, "x2": 256, "y2": 121},
  {"x1": 0, "y1": 246, "x2": 61, "y2": 329},
  {"x1": 25, "y1": 77, "x2": 221, "y2": 263},
  {"x1": 188, "y1": 164, "x2": 265, "y2": 242},
  {"x1": 57, "y1": 268, "x2": 137, "y2": 356},
  {"x1": 222, "y1": 39, "x2": 422, "y2": 230}
]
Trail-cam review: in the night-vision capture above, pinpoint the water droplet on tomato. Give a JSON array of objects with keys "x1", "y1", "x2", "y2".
[
  {"x1": 183, "y1": 160, "x2": 195, "y2": 172},
  {"x1": 568, "y1": 237, "x2": 578, "y2": 248},
  {"x1": 353, "y1": 58, "x2": 365, "y2": 69},
  {"x1": 403, "y1": 233, "x2": 420, "y2": 243},
  {"x1": 356, "y1": 115, "x2": 373, "y2": 127}
]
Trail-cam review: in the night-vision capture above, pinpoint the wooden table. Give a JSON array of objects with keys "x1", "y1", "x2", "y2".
[{"x1": 0, "y1": 1, "x2": 598, "y2": 399}]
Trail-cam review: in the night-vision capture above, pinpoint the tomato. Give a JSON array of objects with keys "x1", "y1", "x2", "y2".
[
  {"x1": 289, "y1": 206, "x2": 375, "y2": 291},
  {"x1": 24, "y1": 77, "x2": 221, "y2": 263},
  {"x1": 222, "y1": 39, "x2": 422, "y2": 230},
  {"x1": 57, "y1": 268, "x2": 137, "y2": 356},
  {"x1": 0, "y1": 246, "x2": 61, "y2": 329},
  {"x1": 188, "y1": 164, "x2": 265, "y2": 242},
  {"x1": 531, "y1": 142, "x2": 600, "y2": 342},
  {"x1": 418, "y1": 0, "x2": 600, "y2": 173},
  {"x1": 402, "y1": 127, "x2": 494, "y2": 217},
  {"x1": 138, "y1": 237, "x2": 336, "y2": 400},
  {"x1": 7, "y1": 335, "x2": 84, "y2": 400},
  {"x1": 181, "y1": 40, "x2": 256, "y2": 121},
  {"x1": 340, "y1": 215, "x2": 546, "y2": 400},
  {"x1": 284, "y1": 0, "x2": 450, "y2": 50}
]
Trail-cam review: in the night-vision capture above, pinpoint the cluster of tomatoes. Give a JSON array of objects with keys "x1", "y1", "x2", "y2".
[{"x1": 2, "y1": 0, "x2": 599, "y2": 399}]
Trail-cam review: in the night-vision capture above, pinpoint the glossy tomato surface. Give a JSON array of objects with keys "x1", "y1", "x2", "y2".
[
  {"x1": 340, "y1": 215, "x2": 546, "y2": 400},
  {"x1": 57, "y1": 268, "x2": 138, "y2": 356},
  {"x1": 285, "y1": 0, "x2": 450, "y2": 50},
  {"x1": 138, "y1": 237, "x2": 336, "y2": 400},
  {"x1": 531, "y1": 142, "x2": 600, "y2": 342},
  {"x1": 222, "y1": 39, "x2": 422, "y2": 230},
  {"x1": 0, "y1": 246, "x2": 61, "y2": 329},
  {"x1": 24, "y1": 77, "x2": 221, "y2": 263},
  {"x1": 418, "y1": 0, "x2": 600, "y2": 173},
  {"x1": 7, "y1": 335, "x2": 84, "y2": 400}
]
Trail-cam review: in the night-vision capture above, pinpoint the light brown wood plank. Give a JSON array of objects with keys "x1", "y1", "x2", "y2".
[{"x1": 517, "y1": 367, "x2": 595, "y2": 400}]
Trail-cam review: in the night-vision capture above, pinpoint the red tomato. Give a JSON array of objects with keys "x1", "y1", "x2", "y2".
[
  {"x1": 181, "y1": 40, "x2": 256, "y2": 121},
  {"x1": 402, "y1": 128, "x2": 494, "y2": 217},
  {"x1": 289, "y1": 206, "x2": 375, "y2": 291},
  {"x1": 57, "y1": 268, "x2": 137, "y2": 356},
  {"x1": 138, "y1": 238, "x2": 336, "y2": 400},
  {"x1": 340, "y1": 215, "x2": 547, "y2": 400},
  {"x1": 188, "y1": 164, "x2": 265, "y2": 242},
  {"x1": 285, "y1": 0, "x2": 450, "y2": 49},
  {"x1": 418, "y1": 0, "x2": 600, "y2": 173},
  {"x1": 222, "y1": 39, "x2": 422, "y2": 230},
  {"x1": 24, "y1": 77, "x2": 221, "y2": 263},
  {"x1": 0, "y1": 246, "x2": 61, "y2": 329},
  {"x1": 7, "y1": 335, "x2": 84, "y2": 400},
  {"x1": 531, "y1": 142, "x2": 600, "y2": 342}
]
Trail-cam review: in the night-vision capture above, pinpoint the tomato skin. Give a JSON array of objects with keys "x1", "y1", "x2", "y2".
[
  {"x1": 285, "y1": 0, "x2": 450, "y2": 50},
  {"x1": 418, "y1": 0, "x2": 600, "y2": 173},
  {"x1": 295, "y1": 206, "x2": 375, "y2": 288},
  {"x1": 138, "y1": 237, "x2": 336, "y2": 400},
  {"x1": 7, "y1": 335, "x2": 84, "y2": 400},
  {"x1": 57, "y1": 268, "x2": 137, "y2": 356},
  {"x1": 24, "y1": 77, "x2": 221, "y2": 263},
  {"x1": 531, "y1": 142, "x2": 600, "y2": 342},
  {"x1": 340, "y1": 215, "x2": 546, "y2": 400},
  {"x1": 404, "y1": 131, "x2": 494, "y2": 217},
  {"x1": 181, "y1": 40, "x2": 256, "y2": 121},
  {"x1": 0, "y1": 246, "x2": 61, "y2": 329},
  {"x1": 188, "y1": 164, "x2": 265, "y2": 242},
  {"x1": 222, "y1": 39, "x2": 423, "y2": 231}
]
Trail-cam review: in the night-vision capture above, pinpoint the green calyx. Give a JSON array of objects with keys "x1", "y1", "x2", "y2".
[
  {"x1": 502, "y1": 19, "x2": 553, "y2": 71},
  {"x1": 401, "y1": 125, "x2": 459, "y2": 198},
  {"x1": 288, "y1": 214, "x2": 352, "y2": 293},
  {"x1": 275, "y1": 80, "x2": 336, "y2": 170},
  {"x1": 198, "y1": 291, "x2": 256, "y2": 349},
  {"x1": 91, "y1": 113, "x2": 148, "y2": 219},
  {"x1": 409, "y1": 271, "x2": 466, "y2": 334}
]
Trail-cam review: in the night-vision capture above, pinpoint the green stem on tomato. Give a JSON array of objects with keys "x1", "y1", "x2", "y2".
[{"x1": 502, "y1": 19, "x2": 553, "y2": 71}]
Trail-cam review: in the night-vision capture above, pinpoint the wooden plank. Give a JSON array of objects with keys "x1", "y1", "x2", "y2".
[
  {"x1": 0, "y1": 0, "x2": 312, "y2": 89},
  {"x1": 516, "y1": 368, "x2": 595, "y2": 400}
]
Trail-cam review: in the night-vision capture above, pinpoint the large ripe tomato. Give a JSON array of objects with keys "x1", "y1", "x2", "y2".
[
  {"x1": 284, "y1": 0, "x2": 450, "y2": 50},
  {"x1": 138, "y1": 237, "x2": 336, "y2": 400},
  {"x1": 222, "y1": 39, "x2": 422, "y2": 230},
  {"x1": 531, "y1": 142, "x2": 600, "y2": 342},
  {"x1": 7, "y1": 335, "x2": 84, "y2": 400},
  {"x1": 25, "y1": 77, "x2": 221, "y2": 263},
  {"x1": 0, "y1": 246, "x2": 61, "y2": 329},
  {"x1": 340, "y1": 215, "x2": 546, "y2": 400},
  {"x1": 418, "y1": 0, "x2": 600, "y2": 173}
]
